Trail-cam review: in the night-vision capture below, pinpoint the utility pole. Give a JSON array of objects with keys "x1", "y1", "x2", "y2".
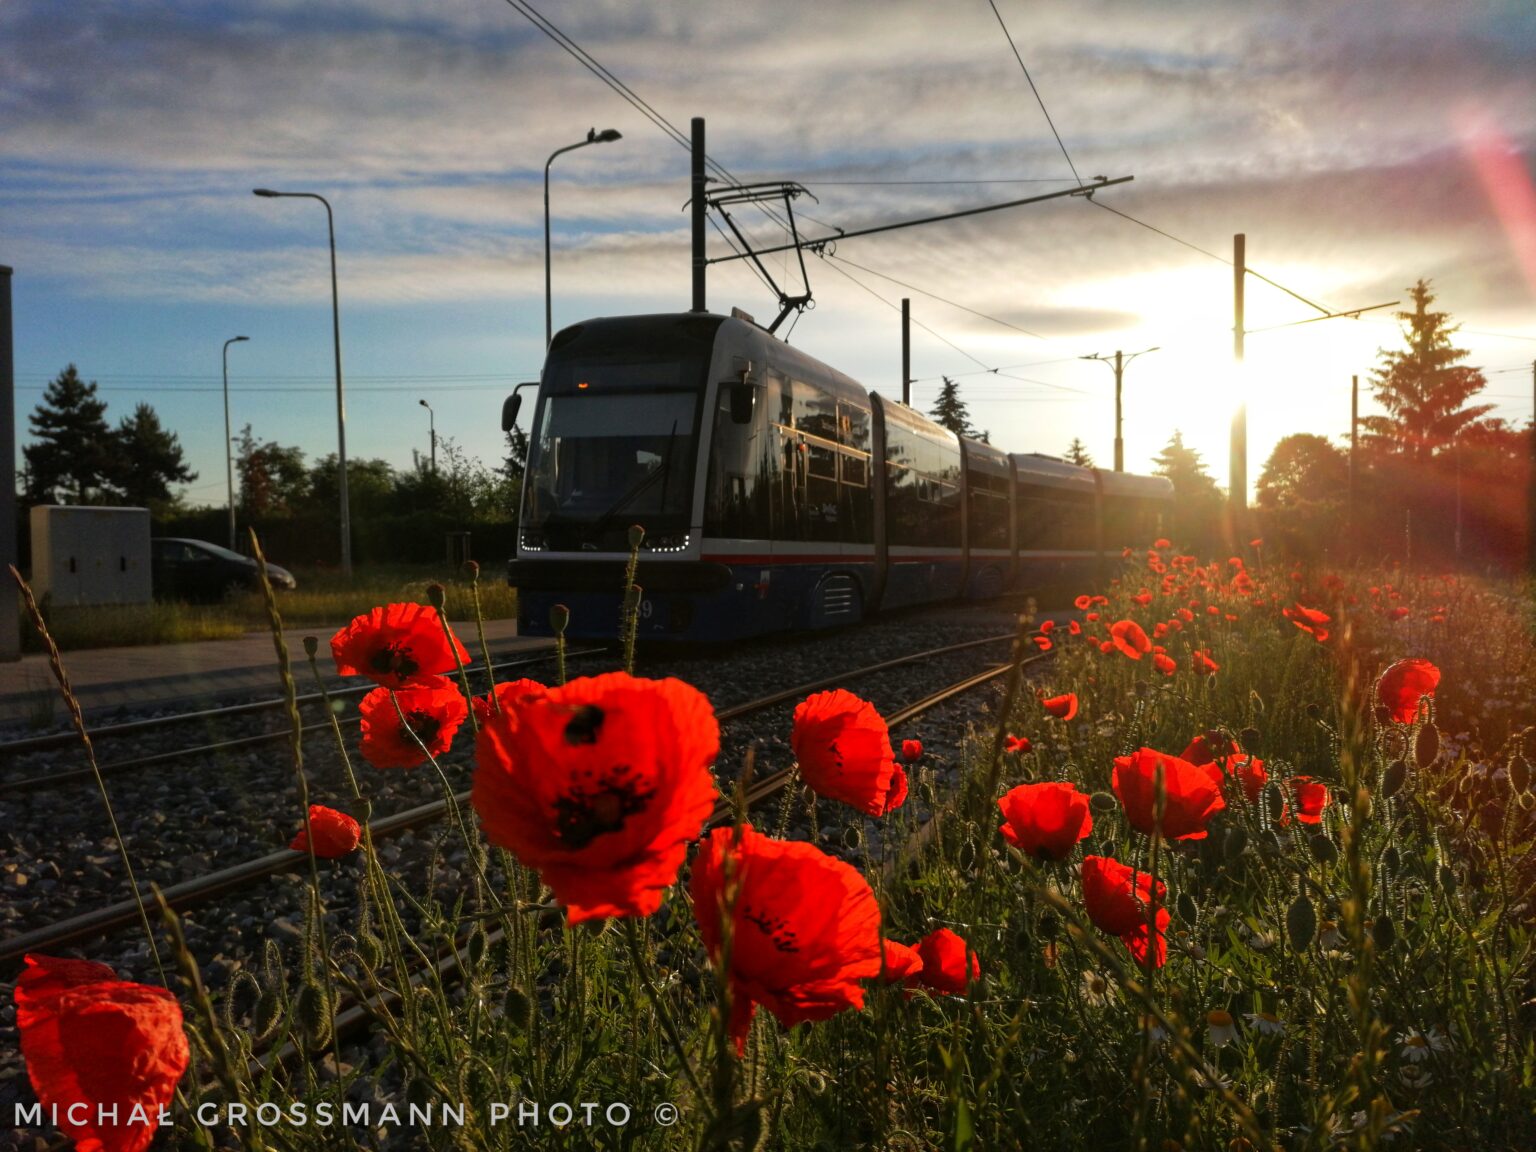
[
  {"x1": 691, "y1": 117, "x2": 706, "y2": 312},
  {"x1": 1082, "y1": 347, "x2": 1158, "y2": 471},
  {"x1": 1529, "y1": 358, "x2": 1536, "y2": 578},
  {"x1": 0, "y1": 265, "x2": 16, "y2": 662},
  {"x1": 1230, "y1": 233, "x2": 1246, "y2": 513},
  {"x1": 901, "y1": 298, "x2": 911, "y2": 406},
  {"x1": 1348, "y1": 374, "x2": 1358, "y2": 564}
]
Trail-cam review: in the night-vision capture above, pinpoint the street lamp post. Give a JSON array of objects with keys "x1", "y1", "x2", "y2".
[
  {"x1": 419, "y1": 399, "x2": 436, "y2": 474},
  {"x1": 1081, "y1": 347, "x2": 1158, "y2": 472},
  {"x1": 222, "y1": 336, "x2": 249, "y2": 550},
  {"x1": 252, "y1": 187, "x2": 352, "y2": 578},
  {"x1": 545, "y1": 128, "x2": 622, "y2": 347}
]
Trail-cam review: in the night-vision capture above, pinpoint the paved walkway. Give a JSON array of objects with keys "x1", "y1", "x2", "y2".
[{"x1": 0, "y1": 618, "x2": 552, "y2": 729}]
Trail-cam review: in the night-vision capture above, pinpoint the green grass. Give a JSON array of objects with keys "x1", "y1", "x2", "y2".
[{"x1": 16, "y1": 563, "x2": 517, "y2": 652}]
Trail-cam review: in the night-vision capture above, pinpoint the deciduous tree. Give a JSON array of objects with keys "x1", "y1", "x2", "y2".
[{"x1": 1256, "y1": 433, "x2": 1347, "y2": 508}]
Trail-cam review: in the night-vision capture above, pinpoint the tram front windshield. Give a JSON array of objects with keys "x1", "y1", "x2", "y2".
[{"x1": 524, "y1": 357, "x2": 702, "y2": 550}]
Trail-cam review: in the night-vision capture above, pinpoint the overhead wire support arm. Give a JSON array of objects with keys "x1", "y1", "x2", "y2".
[
  {"x1": 704, "y1": 174, "x2": 1134, "y2": 266},
  {"x1": 700, "y1": 181, "x2": 821, "y2": 334}
]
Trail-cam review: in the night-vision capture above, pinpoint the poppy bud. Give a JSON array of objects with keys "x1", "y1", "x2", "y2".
[
  {"x1": 1240, "y1": 727, "x2": 1262, "y2": 752},
  {"x1": 1263, "y1": 782, "x2": 1285, "y2": 822},
  {"x1": 426, "y1": 582, "x2": 447, "y2": 610},
  {"x1": 504, "y1": 986, "x2": 534, "y2": 1031},
  {"x1": 1259, "y1": 830, "x2": 1283, "y2": 857},
  {"x1": 628, "y1": 524, "x2": 646, "y2": 550},
  {"x1": 463, "y1": 559, "x2": 480, "y2": 580},
  {"x1": 1372, "y1": 914, "x2": 1396, "y2": 951},
  {"x1": 1437, "y1": 865, "x2": 1457, "y2": 896},
  {"x1": 901, "y1": 739, "x2": 922, "y2": 763},
  {"x1": 549, "y1": 604, "x2": 570, "y2": 634},
  {"x1": 294, "y1": 982, "x2": 331, "y2": 1047},
  {"x1": 1098, "y1": 840, "x2": 1117, "y2": 858},
  {"x1": 1308, "y1": 834, "x2": 1338, "y2": 865},
  {"x1": 1414, "y1": 724, "x2": 1440, "y2": 769},
  {"x1": 842, "y1": 824, "x2": 863, "y2": 851},
  {"x1": 467, "y1": 929, "x2": 487, "y2": 968},
  {"x1": 358, "y1": 932, "x2": 383, "y2": 969},
  {"x1": 1382, "y1": 844, "x2": 1400, "y2": 874},
  {"x1": 1090, "y1": 791, "x2": 1118, "y2": 813},
  {"x1": 1038, "y1": 911, "x2": 1060, "y2": 941},
  {"x1": 253, "y1": 987, "x2": 283, "y2": 1039},
  {"x1": 1305, "y1": 703, "x2": 1322, "y2": 720},
  {"x1": 303, "y1": 635, "x2": 319, "y2": 658},
  {"x1": 1382, "y1": 759, "x2": 1408, "y2": 799},
  {"x1": 1223, "y1": 826, "x2": 1248, "y2": 861},
  {"x1": 1519, "y1": 791, "x2": 1536, "y2": 811},
  {"x1": 1512, "y1": 756, "x2": 1533, "y2": 795},
  {"x1": 1176, "y1": 891, "x2": 1199, "y2": 926},
  {"x1": 956, "y1": 840, "x2": 977, "y2": 872},
  {"x1": 1286, "y1": 893, "x2": 1316, "y2": 950}
]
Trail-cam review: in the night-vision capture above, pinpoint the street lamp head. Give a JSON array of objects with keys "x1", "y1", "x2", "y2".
[
  {"x1": 252, "y1": 188, "x2": 280, "y2": 198},
  {"x1": 419, "y1": 398, "x2": 431, "y2": 409},
  {"x1": 590, "y1": 128, "x2": 622, "y2": 144},
  {"x1": 233, "y1": 335, "x2": 249, "y2": 343}
]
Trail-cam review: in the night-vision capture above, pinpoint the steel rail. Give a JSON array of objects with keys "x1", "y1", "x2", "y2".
[
  {"x1": 1, "y1": 630, "x2": 1021, "y2": 965},
  {"x1": 2, "y1": 648, "x2": 610, "y2": 793},
  {"x1": 0, "y1": 644, "x2": 587, "y2": 756}
]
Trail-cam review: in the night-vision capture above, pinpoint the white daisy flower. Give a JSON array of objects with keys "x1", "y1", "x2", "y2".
[
  {"x1": 1206, "y1": 1009, "x2": 1238, "y2": 1047},
  {"x1": 1244, "y1": 1011, "x2": 1285, "y2": 1035},
  {"x1": 1079, "y1": 969, "x2": 1113, "y2": 1009},
  {"x1": 1398, "y1": 1064, "x2": 1433, "y2": 1089},
  {"x1": 1398, "y1": 1026, "x2": 1448, "y2": 1063},
  {"x1": 1318, "y1": 919, "x2": 1345, "y2": 949}
]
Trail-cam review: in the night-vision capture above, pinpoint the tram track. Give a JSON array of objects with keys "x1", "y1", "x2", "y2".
[{"x1": 1, "y1": 624, "x2": 1028, "y2": 966}]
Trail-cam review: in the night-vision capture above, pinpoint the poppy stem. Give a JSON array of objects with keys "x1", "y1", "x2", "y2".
[
  {"x1": 981, "y1": 613, "x2": 1037, "y2": 809},
  {"x1": 621, "y1": 917, "x2": 706, "y2": 1103},
  {"x1": 7, "y1": 565, "x2": 172, "y2": 989},
  {"x1": 463, "y1": 561, "x2": 500, "y2": 709},
  {"x1": 428, "y1": 583, "x2": 479, "y2": 735}
]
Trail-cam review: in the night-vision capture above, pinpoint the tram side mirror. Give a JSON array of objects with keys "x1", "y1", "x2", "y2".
[
  {"x1": 501, "y1": 394, "x2": 521, "y2": 433},
  {"x1": 728, "y1": 381, "x2": 756, "y2": 425}
]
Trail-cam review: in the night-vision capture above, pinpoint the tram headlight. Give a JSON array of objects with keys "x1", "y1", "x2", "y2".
[
  {"x1": 643, "y1": 532, "x2": 691, "y2": 553},
  {"x1": 519, "y1": 529, "x2": 547, "y2": 552}
]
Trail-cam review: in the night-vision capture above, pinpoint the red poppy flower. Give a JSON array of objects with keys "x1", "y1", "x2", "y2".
[
  {"x1": 1098, "y1": 640, "x2": 1115, "y2": 654},
  {"x1": 1376, "y1": 658, "x2": 1440, "y2": 724},
  {"x1": 1249, "y1": 538, "x2": 1263, "y2": 548},
  {"x1": 289, "y1": 805, "x2": 362, "y2": 857},
  {"x1": 1112, "y1": 747, "x2": 1226, "y2": 840},
  {"x1": 1033, "y1": 635, "x2": 1053, "y2": 651},
  {"x1": 15, "y1": 955, "x2": 190, "y2": 1152},
  {"x1": 901, "y1": 738, "x2": 923, "y2": 763},
  {"x1": 1080, "y1": 856, "x2": 1168, "y2": 968},
  {"x1": 1191, "y1": 649, "x2": 1219, "y2": 676},
  {"x1": 1179, "y1": 730, "x2": 1240, "y2": 767},
  {"x1": 1151, "y1": 652, "x2": 1176, "y2": 676},
  {"x1": 472, "y1": 672, "x2": 719, "y2": 923},
  {"x1": 1132, "y1": 590, "x2": 1154, "y2": 606},
  {"x1": 1218, "y1": 755, "x2": 1267, "y2": 803},
  {"x1": 998, "y1": 781, "x2": 1093, "y2": 860},
  {"x1": 331, "y1": 603, "x2": 470, "y2": 689},
  {"x1": 911, "y1": 928, "x2": 980, "y2": 995},
  {"x1": 471, "y1": 677, "x2": 548, "y2": 723},
  {"x1": 1040, "y1": 619, "x2": 1055, "y2": 633},
  {"x1": 1154, "y1": 538, "x2": 1171, "y2": 549},
  {"x1": 1283, "y1": 603, "x2": 1331, "y2": 642},
  {"x1": 358, "y1": 676, "x2": 469, "y2": 769},
  {"x1": 791, "y1": 690, "x2": 907, "y2": 816},
  {"x1": 1073, "y1": 594, "x2": 1093, "y2": 610},
  {"x1": 1152, "y1": 621, "x2": 1168, "y2": 639},
  {"x1": 1176, "y1": 607, "x2": 1194, "y2": 622},
  {"x1": 880, "y1": 939, "x2": 924, "y2": 984},
  {"x1": 1068, "y1": 620, "x2": 1082, "y2": 636},
  {"x1": 1288, "y1": 776, "x2": 1330, "y2": 824},
  {"x1": 1005, "y1": 734, "x2": 1032, "y2": 754},
  {"x1": 1109, "y1": 619, "x2": 1151, "y2": 660},
  {"x1": 1041, "y1": 693, "x2": 1078, "y2": 721},
  {"x1": 1086, "y1": 611, "x2": 1100, "y2": 622},
  {"x1": 1167, "y1": 618, "x2": 1184, "y2": 632},
  {"x1": 691, "y1": 825, "x2": 882, "y2": 1054}
]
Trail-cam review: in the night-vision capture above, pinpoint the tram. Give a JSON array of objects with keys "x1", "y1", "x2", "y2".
[{"x1": 504, "y1": 311, "x2": 1171, "y2": 641}]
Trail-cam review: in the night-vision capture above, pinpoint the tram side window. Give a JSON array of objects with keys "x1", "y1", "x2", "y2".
[
  {"x1": 885, "y1": 416, "x2": 961, "y2": 549},
  {"x1": 968, "y1": 469, "x2": 1009, "y2": 550},
  {"x1": 704, "y1": 376, "x2": 780, "y2": 540},
  {"x1": 1016, "y1": 486, "x2": 1096, "y2": 551}
]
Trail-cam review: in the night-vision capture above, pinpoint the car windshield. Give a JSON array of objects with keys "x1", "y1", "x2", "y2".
[{"x1": 178, "y1": 540, "x2": 254, "y2": 563}]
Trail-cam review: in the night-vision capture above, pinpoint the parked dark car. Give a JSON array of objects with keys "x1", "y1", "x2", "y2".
[{"x1": 151, "y1": 538, "x2": 298, "y2": 602}]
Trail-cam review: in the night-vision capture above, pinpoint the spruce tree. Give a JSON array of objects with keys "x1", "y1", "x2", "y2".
[
  {"x1": 1152, "y1": 430, "x2": 1220, "y2": 498},
  {"x1": 108, "y1": 403, "x2": 197, "y2": 508},
  {"x1": 928, "y1": 376, "x2": 980, "y2": 439},
  {"x1": 1358, "y1": 279, "x2": 1492, "y2": 461},
  {"x1": 1065, "y1": 437, "x2": 1094, "y2": 467},
  {"x1": 23, "y1": 365, "x2": 117, "y2": 503}
]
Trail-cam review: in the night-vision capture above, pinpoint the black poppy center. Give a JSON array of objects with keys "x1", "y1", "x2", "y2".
[
  {"x1": 563, "y1": 705, "x2": 605, "y2": 745},
  {"x1": 552, "y1": 767, "x2": 652, "y2": 849},
  {"x1": 370, "y1": 643, "x2": 420, "y2": 683},
  {"x1": 742, "y1": 906, "x2": 800, "y2": 954},
  {"x1": 406, "y1": 710, "x2": 441, "y2": 747}
]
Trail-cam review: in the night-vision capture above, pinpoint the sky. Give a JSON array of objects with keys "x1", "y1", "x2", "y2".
[{"x1": 5, "y1": 0, "x2": 1536, "y2": 514}]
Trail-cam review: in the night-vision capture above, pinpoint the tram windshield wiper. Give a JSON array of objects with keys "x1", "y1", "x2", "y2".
[{"x1": 591, "y1": 420, "x2": 679, "y2": 536}]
